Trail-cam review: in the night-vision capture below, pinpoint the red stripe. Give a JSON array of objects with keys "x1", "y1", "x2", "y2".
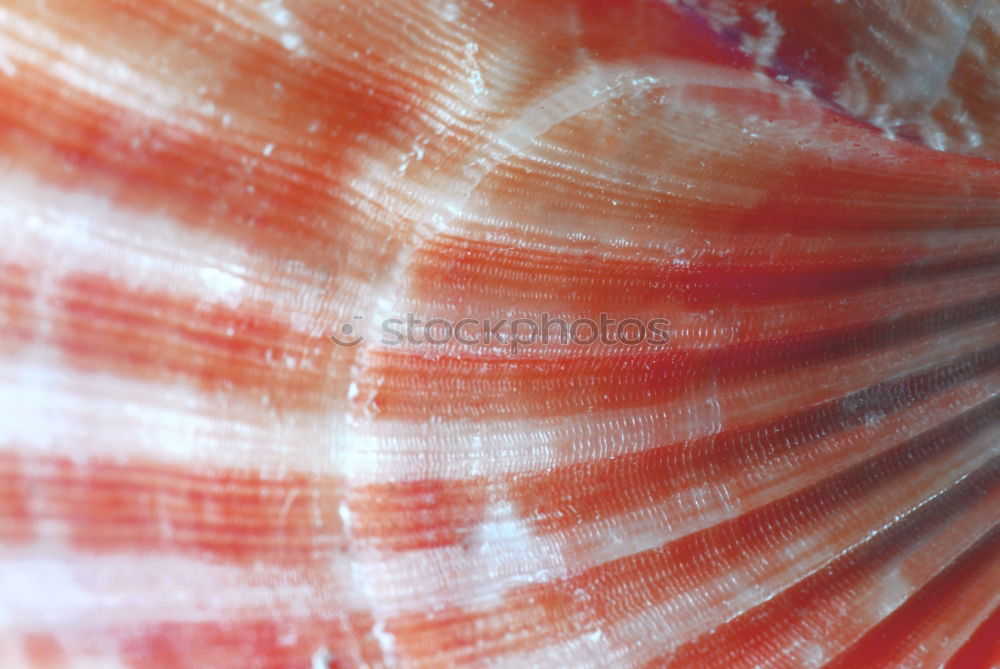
[
  {"x1": 646, "y1": 464, "x2": 1000, "y2": 667},
  {"x1": 0, "y1": 450, "x2": 35, "y2": 544},
  {"x1": 414, "y1": 236, "x2": 1000, "y2": 310},
  {"x1": 358, "y1": 293, "x2": 1000, "y2": 419},
  {"x1": 52, "y1": 272, "x2": 333, "y2": 409},
  {"x1": 0, "y1": 51, "x2": 409, "y2": 266},
  {"x1": 0, "y1": 263, "x2": 36, "y2": 351},
  {"x1": 117, "y1": 615, "x2": 383, "y2": 669},
  {"x1": 685, "y1": 0, "x2": 857, "y2": 99},
  {"x1": 0, "y1": 0, "x2": 743, "y2": 266},
  {"x1": 460, "y1": 79, "x2": 1000, "y2": 243},
  {"x1": 0, "y1": 451, "x2": 344, "y2": 565},
  {"x1": 363, "y1": 347, "x2": 999, "y2": 553},
  {"x1": 348, "y1": 479, "x2": 488, "y2": 551},
  {"x1": 825, "y1": 524, "x2": 1000, "y2": 669},
  {"x1": 388, "y1": 402, "x2": 1000, "y2": 662},
  {"x1": 946, "y1": 603, "x2": 1000, "y2": 669},
  {"x1": 513, "y1": 344, "x2": 1000, "y2": 534},
  {"x1": 570, "y1": 0, "x2": 750, "y2": 68}
]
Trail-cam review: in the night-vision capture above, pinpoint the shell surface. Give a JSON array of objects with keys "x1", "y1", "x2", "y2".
[{"x1": 0, "y1": 1, "x2": 999, "y2": 667}]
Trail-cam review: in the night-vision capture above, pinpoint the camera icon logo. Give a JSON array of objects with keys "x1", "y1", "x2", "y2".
[{"x1": 329, "y1": 316, "x2": 364, "y2": 347}]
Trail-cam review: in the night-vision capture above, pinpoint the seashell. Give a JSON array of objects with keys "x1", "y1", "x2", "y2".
[
  {"x1": 682, "y1": 0, "x2": 1000, "y2": 157},
  {"x1": 0, "y1": 1, "x2": 998, "y2": 668}
]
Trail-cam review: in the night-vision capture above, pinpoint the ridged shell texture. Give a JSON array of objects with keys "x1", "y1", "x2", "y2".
[{"x1": 0, "y1": 1, "x2": 999, "y2": 668}]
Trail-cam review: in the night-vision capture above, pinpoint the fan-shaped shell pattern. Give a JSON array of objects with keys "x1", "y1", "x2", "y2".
[{"x1": 0, "y1": 1, "x2": 998, "y2": 668}]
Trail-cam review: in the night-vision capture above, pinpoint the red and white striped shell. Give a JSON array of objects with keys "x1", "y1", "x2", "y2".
[{"x1": 0, "y1": 1, "x2": 999, "y2": 667}]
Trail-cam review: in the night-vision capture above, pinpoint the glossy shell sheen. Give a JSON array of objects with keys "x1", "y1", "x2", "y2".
[{"x1": 0, "y1": 1, "x2": 999, "y2": 668}]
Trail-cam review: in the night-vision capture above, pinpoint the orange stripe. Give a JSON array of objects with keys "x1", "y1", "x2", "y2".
[
  {"x1": 21, "y1": 633, "x2": 67, "y2": 669},
  {"x1": 0, "y1": 61, "x2": 406, "y2": 264}
]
